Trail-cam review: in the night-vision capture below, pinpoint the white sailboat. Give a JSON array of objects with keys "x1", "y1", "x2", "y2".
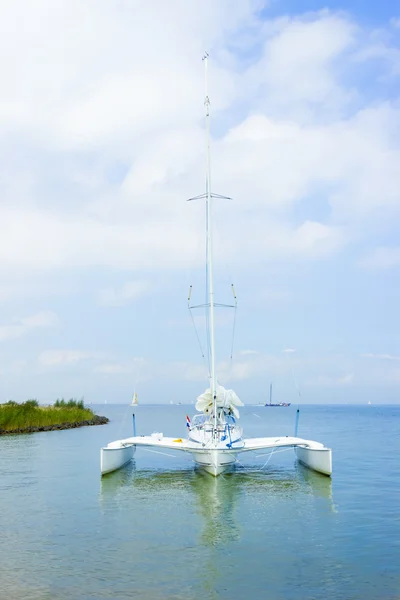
[
  {"x1": 100, "y1": 55, "x2": 332, "y2": 478},
  {"x1": 131, "y1": 392, "x2": 138, "y2": 407}
]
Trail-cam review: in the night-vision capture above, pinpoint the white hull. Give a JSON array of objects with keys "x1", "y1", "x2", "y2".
[
  {"x1": 100, "y1": 442, "x2": 135, "y2": 475},
  {"x1": 295, "y1": 445, "x2": 332, "y2": 476},
  {"x1": 192, "y1": 449, "x2": 238, "y2": 476},
  {"x1": 100, "y1": 434, "x2": 332, "y2": 477}
]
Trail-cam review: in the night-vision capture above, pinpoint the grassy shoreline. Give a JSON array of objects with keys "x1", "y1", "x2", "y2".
[{"x1": 0, "y1": 399, "x2": 109, "y2": 435}]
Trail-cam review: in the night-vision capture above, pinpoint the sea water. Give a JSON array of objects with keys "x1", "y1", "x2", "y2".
[{"x1": 0, "y1": 404, "x2": 399, "y2": 599}]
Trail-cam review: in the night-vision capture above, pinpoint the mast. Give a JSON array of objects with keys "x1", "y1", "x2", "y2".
[
  {"x1": 203, "y1": 53, "x2": 217, "y2": 429},
  {"x1": 269, "y1": 383, "x2": 272, "y2": 405}
]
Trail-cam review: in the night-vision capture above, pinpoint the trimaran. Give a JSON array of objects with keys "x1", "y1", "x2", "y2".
[{"x1": 100, "y1": 55, "x2": 332, "y2": 478}]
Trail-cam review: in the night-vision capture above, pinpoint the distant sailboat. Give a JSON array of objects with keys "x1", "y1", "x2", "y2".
[
  {"x1": 265, "y1": 383, "x2": 291, "y2": 407},
  {"x1": 131, "y1": 393, "x2": 138, "y2": 407}
]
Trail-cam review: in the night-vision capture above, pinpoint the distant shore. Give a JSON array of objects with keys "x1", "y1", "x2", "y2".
[{"x1": 0, "y1": 399, "x2": 109, "y2": 436}]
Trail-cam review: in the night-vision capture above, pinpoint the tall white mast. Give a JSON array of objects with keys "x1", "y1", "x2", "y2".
[{"x1": 203, "y1": 53, "x2": 217, "y2": 429}]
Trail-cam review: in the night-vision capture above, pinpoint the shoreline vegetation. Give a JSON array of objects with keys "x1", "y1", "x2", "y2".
[{"x1": 0, "y1": 398, "x2": 109, "y2": 435}]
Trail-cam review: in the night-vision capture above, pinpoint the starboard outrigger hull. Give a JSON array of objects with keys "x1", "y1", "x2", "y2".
[{"x1": 295, "y1": 445, "x2": 332, "y2": 476}]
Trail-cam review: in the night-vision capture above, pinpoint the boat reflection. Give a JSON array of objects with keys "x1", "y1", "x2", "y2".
[
  {"x1": 191, "y1": 470, "x2": 241, "y2": 545},
  {"x1": 295, "y1": 462, "x2": 334, "y2": 502},
  {"x1": 100, "y1": 462, "x2": 334, "y2": 546}
]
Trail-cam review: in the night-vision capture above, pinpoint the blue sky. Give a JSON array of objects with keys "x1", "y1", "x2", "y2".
[
  {"x1": 0, "y1": 1, "x2": 399, "y2": 404},
  {"x1": 266, "y1": 0, "x2": 397, "y2": 26}
]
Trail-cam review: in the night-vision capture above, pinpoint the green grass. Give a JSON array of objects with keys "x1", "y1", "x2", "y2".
[{"x1": 0, "y1": 398, "x2": 97, "y2": 431}]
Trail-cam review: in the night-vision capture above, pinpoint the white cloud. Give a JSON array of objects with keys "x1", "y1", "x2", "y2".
[
  {"x1": 0, "y1": 208, "x2": 204, "y2": 271},
  {"x1": 390, "y1": 369, "x2": 400, "y2": 383},
  {"x1": 94, "y1": 364, "x2": 128, "y2": 375},
  {"x1": 0, "y1": 4, "x2": 399, "y2": 402},
  {"x1": 160, "y1": 352, "x2": 359, "y2": 389},
  {"x1": 338, "y1": 373, "x2": 354, "y2": 384},
  {"x1": 0, "y1": 6, "x2": 398, "y2": 278},
  {"x1": 307, "y1": 372, "x2": 354, "y2": 386},
  {"x1": 240, "y1": 349, "x2": 259, "y2": 355},
  {"x1": 0, "y1": 280, "x2": 73, "y2": 303},
  {"x1": 362, "y1": 353, "x2": 400, "y2": 361},
  {"x1": 163, "y1": 358, "x2": 263, "y2": 384},
  {"x1": 218, "y1": 360, "x2": 257, "y2": 381},
  {"x1": 354, "y1": 23, "x2": 400, "y2": 77},
  {"x1": 0, "y1": 311, "x2": 58, "y2": 342},
  {"x1": 164, "y1": 352, "x2": 285, "y2": 384},
  {"x1": 38, "y1": 350, "x2": 100, "y2": 367},
  {"x1": 0, "y1": 0, "x2": 257, "y2": 145},
  {"x1": 98, "y1": 281, "x2": 150, "y2": 307},
  {"x1": 20, "y1": 312, "x2": 58, "y2": 328},
  {"x1": 359, "y1": 247, "x2": 400, "y2": 270},
  {"x1": 217, "y1": 107, "x2": 400, "y2": 225},
  {"x1": 161, "y1": 362, "x2": 209, "y2": 383},
  {"x1": 252, "y1": 12, "x2": 357, "y2": 117},
  {"x1": 94, "y1": 358, "x2": 147, "y2": 376}
]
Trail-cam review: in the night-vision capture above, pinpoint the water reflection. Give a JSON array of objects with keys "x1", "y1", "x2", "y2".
[
  {"x1": 295, "y1": 463, "x2": 334, "y2": 502},
  {"x1": 100, "y1": 462, "x2": 334, "y2": 547},
  {"x1": 191, "y1": 471, "x2": 241, "y2": 545}
]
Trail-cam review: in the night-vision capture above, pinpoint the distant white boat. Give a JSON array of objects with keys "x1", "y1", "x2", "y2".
[
  {"x1": 131, "y1": 393, "x2": 138, "y2": 407},
  {"x1": 100, "y1": 55, "x2": 332, "y2": 478}
]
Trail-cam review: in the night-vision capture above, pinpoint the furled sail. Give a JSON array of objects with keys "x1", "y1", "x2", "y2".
[{"x1": 196, "y1": 385, "x2": 244, "y2": 418}]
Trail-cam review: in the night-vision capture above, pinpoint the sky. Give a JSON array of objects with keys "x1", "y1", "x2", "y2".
[{"x1": 0, "y1": 0, "x2": 399, "y2": 405}]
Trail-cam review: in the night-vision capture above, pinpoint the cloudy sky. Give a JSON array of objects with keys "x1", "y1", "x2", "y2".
[{"x1": 0, "y1": 0, "x2": 399, "y2": 405}]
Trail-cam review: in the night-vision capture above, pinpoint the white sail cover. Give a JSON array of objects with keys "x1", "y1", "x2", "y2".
[{"x1": 196, "y1": 385, "x2": 244, "y2": 418}]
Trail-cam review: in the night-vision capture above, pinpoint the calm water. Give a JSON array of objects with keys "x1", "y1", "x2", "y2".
[{"x1": 1, "y1": 404, "x2": 399, "y2": 600}]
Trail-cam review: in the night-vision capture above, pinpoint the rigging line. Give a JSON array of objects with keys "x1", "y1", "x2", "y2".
[
  {"x1": 211, "y1": 201, "x2": 239, "y2": 388},
  {"x1": 229, "y1": 303, "x2": 238, "y2": 360},
  {"x1": 233, "y1": 454, "x2": 247, "y2": 469},
  {"x1": 259, "y1": 448, "x2": 276, "y2": 470},
  {"x1": 228, "y1": 294, "x2": 238, "y2": 387},
  {"x1": 212, "y1": 196, "x2": 238, "y2": 294},
  {"x1": 202, "y1": 435, "x2": 215, "y2": 449},
  {"x1": 252, "y1": 446, "x2": 298, "y2": 459},
  {"x1": 140, "y1": 448, "x2": 181, "y2": 458},
  {"x1": 188, "y1": 307, "x2": 209, "y2": 373}
]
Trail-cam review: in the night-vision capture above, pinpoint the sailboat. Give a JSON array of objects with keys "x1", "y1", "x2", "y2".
[
  {"x1": 131, "y1": 392, "x2": 138, "y2": 407},
  {"x1": 100, "y1": 55, "x2": 332, "y2": 478},
  {"x1": 265, "y1": 383, "x2": 291, "y2": 407}
]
